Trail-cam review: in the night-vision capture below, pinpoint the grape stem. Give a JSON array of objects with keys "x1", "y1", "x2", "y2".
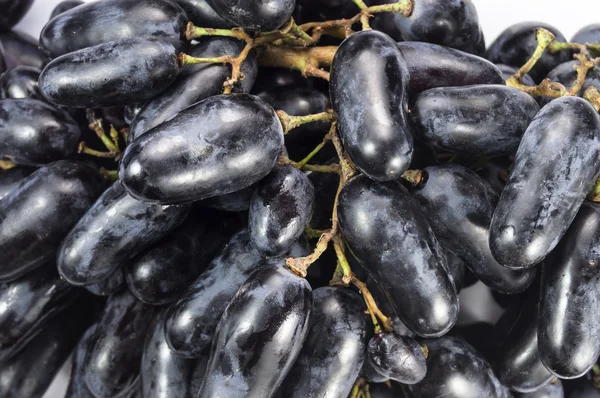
[
  {"x1": 99, "y1": 168, "x2": 118, "y2": 182},
  {"x1": 258, "y1": 45, "x2": 337, "y2": 80},
  {"x1": 584, "y1": 86, "x2": 600, "y2": 111},
  {"x1": 79, "y1": 111, "x2": 122, "y2": 160},
  {"x1": 0, "y1": 160, "x2": 16, "y2": 170},
  {"x1": 276, "y1": 110, "x2": 335, "y2": 134},
  {"x1": 350, "y1": 378, "x2": 369, "y2": 398}
]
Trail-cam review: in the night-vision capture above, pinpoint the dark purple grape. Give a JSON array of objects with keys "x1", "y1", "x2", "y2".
[
  {"x1": 198, "y1": 184, "x2": 256, "y2": 212},
  {"x1": 403, "y1": 336, "x2": 511, "y2": 398},
  {"x1": 490, "y1": 96, "x2": 600, "y2": 268},
  {"x1": 280, "y1": 287, "x2": 369, "y2": 397},
  {"x1": 0, "y1": 41, "x2": 5, "y2": 74},
  {"x1": 84, "y1": 268, "x2": 125, "y2": 296},
  {"x1": 0, "y1": 0, "x2": 34, "y2": 33},
  {"x1": 65, "y1": 323, "x2": 98, "y2": 398},
  {"x1": 411, "y1": 164, "x2": 536, "y2": 293},
  {"x1": 0, "y1": 98, "x2": 81, "y2": 165},
  {"x1": 331, "y1": 30, "x2": 413, "y2": 181},
  {"x1": 446, "y1": 249, "x2": 466, "y2": 291},
  {"x1": 189, "y1": 356, "x2": 210, "y2": 397},
  {"x1": 0, "y1": 65, "x2": 41, "y2": 99},
  {"x1": 397, "y1": 41, "x2": 504, "y2": 98},
  {"x1": 338, "y1": 174, "x2": 459, "y2": 337},
  {"x1": 496, "y1": 64, "x2": 536, "y2": 87},
  {"x1": 129, "y1": 37, "x2": 257, "y2": 141},
  {"x1": 366, "y1": 277, "x2": 415, "y2": 337},
  {"x1": 198, "y1": 264, "x2": 312, "y2": 397},
  {"x1": 49, "y1": 0, "x2": 83, "y2": 19},
  {"x1": 364, "y1": 0, "x2": 403, "y2": 41},
  {"x1": 0, "y1": 30, "x2": 48, "y2": 70},
  {"x1": 175, "y1": 0, "x2": 232, "y2": 28},
  {"x1": 412, "y1": 85, "x2": 538, "y2": 156},
  {"x1": 0, "y1": 161, "x2": 104, "y2": 281},
  {"x1": 395, "y1": 0, "x2": 484, "y2": 54},
  {"x1": 367, "y1": 332, "x2": 427, "y2": 384},
  {"x1": 142, "y1": 310, "x2": 195, "y2": 398},
  {"x1": 0, "y1": 167, "x2": 35, "y2": 200},
  {"x1": 57, "y1": 182, "x2": 191, "y2": 286},
  {"x1": 39, "y1": 37, "x2": 179, "y2": 108},
  {"x1": 516, "y1": 380, "x2": 564, "y2": 398},
  {"x1": 124, "y1": 103, "x2": 142, "y2": 125},
  {"x1": 120, "y1": 94, "x2": 284, "y2": 204},
  {"x1": 486, "y1": 22, "x2": 570, "y2": 82},
  {"x1": 85, "y1": 290, "x2": 156, "y2": 398},
  {"x1": 40, "y1": 0, "x2": 188, "y2": 57},
  {"x1": 572, "y1": 24, "x2": 600, "y2": 57},
  {"x1": 538, "y1": 201, "x2": 600, "y2": 378},
  {"x1": 206, "y1": 0, "x2": 295, "y2": 31},
  {"x1": 361, "y1": 357, "x2": 390, "y2": 383}
]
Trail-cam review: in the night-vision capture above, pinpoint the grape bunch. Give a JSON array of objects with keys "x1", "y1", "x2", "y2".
[{"x1": 2, "y1": 0, "x2": 600, "y2": 397}]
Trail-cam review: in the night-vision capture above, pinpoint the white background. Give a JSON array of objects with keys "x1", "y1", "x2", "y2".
[{"x1": 9, "y1": 0, "x2": 600, "y2": 397}]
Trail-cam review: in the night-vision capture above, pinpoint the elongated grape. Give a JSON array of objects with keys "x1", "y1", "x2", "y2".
[
  {"x1": 397, "y1": 42, "x2": 504, "y2": 97},
  {"x1": 0, "y1": 99, "x2": 81, "y2": 165},
  {"x1": 129, "y1": 38, "x2": 257, "y2": 141},
  {"x1": 515, "y1": 380, "x2": 564, "y2": 398},
  {"x1": 0, "y1": 31, "x2": 48, "y2": 70},
  {"x1": 175, "y1": 0, "x2": 232, "y2": 28},
  {"x1": 125, "y1": 207, "x2": 241, "y2": 305},
  {"x1": 572, "y1": 24, "x2": 600, "y2": 57},
  {"x1": 338, "y1": 174, "x2": 459, "y2": 337},
  {"x1": 486, "y1": 22, "x2": 570, "y2": 82},
  {"x1": 367, "y1": 278, "x2": 415, "y2": 337},
  {"x1": 368, "y1": 332, "x2": 427, "y2": 384},
  {"x1": 403, "y1": 337, "x2": 511, "y2": 398},
  {"x1": 0, "y1": 0, "x2": 34, "y2": 32},
  {"x1": 198, "y1": 264, "x2": 312, "y2": 398},
  {"x1": 189, "y1": 356, "x2": 210, "y2": 397},
  {"x1": 538, "y1": 201, "x2": 600, "y2": 378},
  {"x1": 411, "y1": 85, "x2": 539, "y2": 156},
  {"x1": 142, "y1": 310, "x2": 194, "y2": 398},
  {"x1": 50, "y1": 0, "x2": 83, "y2": 19},
  {"x1": 120, "y1": 94, "x2": 284, "y2": 204},
  {"x1": 85, "y1": 290, "x2": 156, "y2": 398},
  {"x1": 65, "y1": 323, "x2": 97, "y2": 398},
  {"x1": 0, "y1": 161, "x2": 104, "y2": 281},
  {"x1": 394, "y1": 0, "x2": 484, "y2": 54},
  {"x1": 85, "y1": 268, "x2": 125, "y2": 296},
  {"x1": 39, "y1": 37, "x2": 179, "y2": 108},
  {"x1": 490, "y1": 96, "x2": 600, "y2": 268},
  {"x1": 40, "y1": 0, "x2": 188, "y2": 57},
  {"x1": 331, "y1": 30, "x2": 413, "y2": 181},
  {"x1": 411, "y1": 164, "x2": 537, "y2": 293},
  {"x1": 0, "y1": 66, "x2": 41, "y2": 99},
  {"x1": 0, "y1": 167, "x2": 35, "y2": 200},
  {"x1": 199, "y1": 184, "x2": 256, "y2": 212},
  {"x1": 206, "y1": 0, "x2": 294, "y2": 31},
  {"x1": 280, "y1": 287, "x2": 369, "y2": 397},
  {"x1": 58, "y1": 182, "x2": 191, "y2": 286}
]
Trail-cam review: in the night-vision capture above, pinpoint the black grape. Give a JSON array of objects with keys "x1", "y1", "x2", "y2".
[
  {"x1": 198, "y1": 184, "x2": 256, "y2": 212},
  {"x1": 175, "y1": 0, "x2": 232, "y2": 28},
  {"x1": 40, "y1": 0, "x2": 188, "y2": 57},
  {"x1": 249, "y1": 165, "x2": 314, "y2": 256},
  {"x1": 0, "y1": 161, "x2": 104, "y2": 281},
  {"x1": 0, "y1": 266, "x2": 78, "y2": 362},
  {"x1": 572, "y1": 24, "x2": 600, "y2": 57},
  {"x1": 397, "y1": 41, "x2": 504, "y2": 98},
  {"x1": 496, "y1": 64, "x2": 537, "y2": 87},
  {"x1": 0, "y1": 65, "x2": 42, "y2": 99},
  {"x1": 367, "y1": 332, "x2": 427, "y2": 384},
  {"x1": 366, "y1": 277, "x2": 415, "y2": 337},
  {"x1": 411, "y1": 85, "x2": 539, "y2": 156},
  {"x1": 57, "y1": 182, "x2": 191, "y2": 286},
  {"x1": 198, "y1": 264, "x2": 312, "y2": 398},
  {"x1": 411, "y1": 164, "x2": 536, "y2": 294},
  {"x1": 331, "y1": 30, "x2": 413, "y2": 181},
  {"x1": 189, "y1": 356, "x2": 210, "y2": 397},
  {"x1": 0, "y1": 41, "x2": 5, "y2": 74},
  {"x1": 125, "y1": 207, "x2": 241, "y2": 305},
  {"x1": 124, "y1": 103, "x2": 143, "y2": 125},
  {"x1": 446, "y1": 249, "x2": 466, "y2": 292},
  {"x1": 65, "y1": 323, "x2": 98, "y2": 398},
  {"x1": 538, "y1": 201, "x2": 600, "y2": 378},
  {"x1": 120, "y1": 94, "x2": 284, "y2": 204},
  {"x1": 490, "y1": 96, "x2": 600, "y2": 268},
  {"x1": 129, "y1": 37, "x2": 257, "y2": 141},
  {"x1": 206, "y1": 0, "x2": 295, "y2": 31},
  {"x1": 85, "y1": 290, "x2": 156, "y2": 398},
  {"x1": 85, "y1": 268, "x2": 125, "y2": 297},
  {"x1": 338, "y1": 174, "x2": 459, "y2": 337},
  {"x1": 365, "y1": 0, "x2": 403, "y2": 41},
  {"x1": 394, "y1": 0, "x2": 484, "y2": 54},
  {"x1": 279, "y1": 287, "x2": 369, "y2": 397},
  {"x1": 0, "y1": 98, "x2": 81, "y2": 165},
  {"x1": 0, "y1": 0, "x2": 34, "y2": 32},
  {"x1": 141, "y1": 310, "x2": 195, "y2": 398},
  {"x1": 0, "y1": 167, "x2": 35, "y2": 200},
  {"x1": 403, "y1": 336, "x2": 511, "y2": 398},
  {"x1": 516, "y1": 380, "x2": 564, "y2": 398},
  {"x1": 486, "y1": 22, "x2": 570, "y2": 82},
  {"x1": 0, "y1": 31, "x2": 48, "y2": 70},
  {"x1": 38, "y1": 37, "x2": 179, "y2": 108},
  {"x1": 49, "y1": 0, "x2": 83, "y2": 19},
  {"x1": 361, "y1": 356, "x2": 390, "y2": 383}
]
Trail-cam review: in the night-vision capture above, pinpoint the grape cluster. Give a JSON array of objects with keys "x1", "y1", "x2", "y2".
[{"x1": 1, "y1": 0, "x2": 600, "y2": 397}]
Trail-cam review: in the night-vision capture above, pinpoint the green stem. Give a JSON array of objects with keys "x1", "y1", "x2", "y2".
[
  {"x1": 99, "y1": 168, "x2": 119, "y2": 182},
  {"x1": 588, "y1": 177, "x2": 600, "y2": 202},
  {"x1": 277, "y1": 110, "x2": 335, "y2": 134},
  {"x1": 0, "y1": 160, "x2": 16, "y2": 170},
  {"x1": 178, "y1": 53, "x2": 231, "y2": 67},
  {"x1": 296, "y1": 137, "x2": 330, "y2": 168},
  {"x1": 186, "y1": 24, "x2": 248, "y2": 41},
  {"x1": 507, "y1": 28, "x2": 555, "y2": 86}
]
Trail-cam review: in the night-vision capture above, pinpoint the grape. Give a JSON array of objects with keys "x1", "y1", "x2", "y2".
[
  {"x1": 411, "y1": 85, "x2": 539, "y2": 156},
  {"x1": 0, "y1": 167, "x2": 35, "y2": 200},
  {"x1": 572, "y1": 24, "x2": 600, "y2": 57},
  {"x1": 411, "y1": 164, "x2": 536, "y2": 294},
  {"x1": 85, "y1": 290, "x2": 156, "y2": 398},
  {"x1": 0, "y1": 0, "x2": 34, "y2": 33},
  {"x1": 0, "y1": 266, "x2": 78, "y2": 362},
  {"x1": 198, "y1": 264, "x2": 312, "y2": 398},
  {"x1": 125, "y1": 207, "x2": 241, "y2": 305},
  {"x1": 538, "y1": 201, "x2": 600, "y2": 379},
  {"x1": 38, "y1": 37, "x2": 179, "y2": 109},
  {"x1": 516, "y1": 380, "x2": 564, "y2": 398},
  {"x1": 175, "y1": 0, "x2": 233, "y2": 29},
  {"x1": 361, "y1": 356, "x2": 390, "y2": 383},
  {"x1": 365, "y1": 0, "x2": 403, "y2": 41},
  {"x1": 129, "y1": 37, "x2": 258, "y2": 142},
  {"x1": 0, "y1": 41, "x2": 6, "y2": 75},
  {"x1": 40, "y1": 0, "x2": 188, "y2": 58},
  {"x1": 394, "y1": 0, "x2": 484, "y2": 54},
  {"x1": 403, "y1": 336, "x2": 512, "y2": 398},
  {"x1": 124, "y1": 103, "x2": 143, "y2": 125},
  {"x1": 279, "y1": 287, "x2": 369, "y2": 397},
  {"x1": 189, "y1": 356, "x2": 210, "y2": 397},
  {"x1": 120, "y1": 94, "x2": 284, "y2": 204},
  {"x1": 496, "y1": 64, "x2": 537, "y2": 87},
  {"x1": 57, "y1": 182, "x2": 191, "y2": 286},
  {"x1": 445, "y1": 249, "x2": 466, "y2": 291},
  {"x1": 198, "y1": 184, "x2": 256, "y2": 212},
  {"x1": 338, "y1": 174, "x2": 459, "y2": 337},
  {"x1": 65, "y1": 323, "x2": 98, "y2": 398},
  {"x1": 141, "y1": 310, "x2": 195, "y2": 398},
  {"x1": 397, "y1": 41, "x2": 504, "y2": 97},
  {"x1": 252, "y1": 68, "x2": 311, "y2": 93},
  {"x1": 0, "y1": 161, "x2": 104, "y2": 281},
  {"x1": 0, "y1": 98, "x2": 81, "y2": 165},
  {"x1": 85, "y1": 268, "x2": 126, "y2": 297},
  {"x1": 49, "y1": 0, "x2": 83, "y2": 19},
  {"x1": 543, "y1": 61, "x2": 600, "y2": 105},
  {"x1": 495, "y1": 298, "x2": 554, "y2": 392},
  {"x1": 331, "y1": 30, "x2": 413, "y2": 181},
  {"x1": 490, "y1": 96, "x2": 600, "y2": 269},
  {"x1": 249, "y1": 165, "x2": 315, "y2": 256},
  {"x1": 485, "y1": 22, "x2": 570, "y2": 82},
  {"x1": 206, "y1": 0, "x2": 295, "y2": 31},
  {"x1": 0, "y1": 66, "x2": 42, "y2": 100},
  {"x1": 0, "y1": 30, "x2": 48, "y2": 70},
  {"x1": 367, "y1": 332, "x2": 427, "y2": 384}
]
